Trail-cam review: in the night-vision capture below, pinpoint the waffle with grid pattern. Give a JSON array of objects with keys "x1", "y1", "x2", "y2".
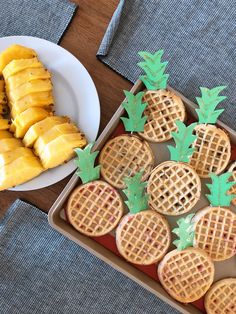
[
  {"x1": 147, "y1": 161, "x2": 201, "y2": 216},
  {"x1": 116, "y1": 210, "x2": 170, "y2": 265},
  {"x1": 193, "y1": 207, "x2": 236, "y2": 261},
  {"x1": 138, "y1": 90, "x2": 186, "y2": 142},
  {"x1": 158, "y1": 248, "x2": 214, "y2": 303},
  {"x1": 99, "y1": 134, "x2": 154, "y2": 189},
  {"x1": 67, "y1": 180, "x2": 124, "y2": 236}
]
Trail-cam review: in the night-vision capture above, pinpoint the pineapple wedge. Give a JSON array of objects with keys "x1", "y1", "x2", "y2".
[
  {"x1": 9, "y1": 79, "x2": 53, "y2": 103},
  {"x1": 34, "y1": 123, "x2": 79, "y2": 156},
  {"x1": 3, "y1": 58, "x2": 42, "y2": 80},
  {"x1": 0, "y1": 130, "x2": 13, "y2": 139},
  {"x1": 0, "y1": 44, "x2": 37, "y2": 73},
  {"x1": 0, "y1": 138, "x2": 23, "y2": 153},
  {"x1": 0, "y1": 147, "x2": 33, "y2": 167},
  {"x1": 0, "y1": 118, "x2": 10, "y2": 130},
  {"x1": 0, "y1": 155, "x2": 43, "y2": 191},
  {"x1": 6, "y1": 67, "x2": 51, "y2": 91},
  {"x1": 39, "y1": 133, "x2": 87, "y2": 169},
  {"x1": 10, "y1": 91, "x2": 54, "y2": 117},
  {"x1": 10, "y1": 107, "x2": 52, "y2": 138},
  {"x1": 23, "y1": 116, "x2": 70, "y2": 147}
]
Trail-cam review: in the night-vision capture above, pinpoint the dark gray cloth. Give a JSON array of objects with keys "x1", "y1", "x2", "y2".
[
  {"x1": 0, "y1": 0, "x2": 76, "y2": 44},
  {"x1": 0, "y1": 199, "x2": 179, "y2": 314},
  {"x1": 98, "y1": 0, "x2": 236, "y2": 131}
]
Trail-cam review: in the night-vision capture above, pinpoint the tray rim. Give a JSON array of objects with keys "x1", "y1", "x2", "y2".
[{"x1": 48, "y1": 80, "x2": 236, "y2": 314}]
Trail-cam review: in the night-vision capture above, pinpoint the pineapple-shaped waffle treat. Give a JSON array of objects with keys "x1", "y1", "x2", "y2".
[
  {"x1": 147, "y1": 120, "x2": 201, "y2": 215},
  {"x1": 99, "y1": 91, "x2": 154, "y2": 189},
  {"x1": 137, "y1": 50, "x2": 185, "y2": 142},
  {"x1": 158, "y1": 215, "x2": 214, "y2": 303},
  {"x1": 227, "y1": 161, "x2": 236, "y2": 206},
  {"x1": 189, "y1": 86, "x2": 231, "y2": 178},
  {"x1": 67, "y1": 143, "x2": 124, "y2": 237},
  {"x1": 205, "y1": 278, "x2": 236, "y2": 314},
  {"x1": 192, "y1": 173, "x2": 236, "y2": 261},
  {"x1": 116, "y1": 171, "x2": 170, "y2": 265}
]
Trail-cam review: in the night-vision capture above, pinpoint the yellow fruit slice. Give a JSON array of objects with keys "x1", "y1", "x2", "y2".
[
  {"x1": 0, "y1": 147, "x2": 33, "y2": 167},
  {"x1": 9, "y1": 79, "x2": 52, "y2": 102},
  {"x1": 39, "y1": 133, "x2": 87, "y2": 169},
  {"x1": 0, "y1": 130, "x2": 13, "y2": 139},
  {"x1": 0, "y1": 119, "x2": 10, "y2": 130},
  {"x1": 0, "y1": 138, "x2": 23, "y2": 153},
  {"x1": 10, "y1": 91, "x2": 54, "y2": 117},
  {"x1": 6, "y1": 67, "x2": 51, "y2": 91},
  {"x1": 34, "y1": 123, "x2": 79, "y2": 156},
  {"x1": 0, "y1": 44, "x2": 37, "y2": 73},
  {"x1": 0, "y1": 155, "x2": 43, "y2": 191},
  {"x1": 10, "y1": 107, "x2": 51, "y2": 138},
  {"x1": 3, "y1": 58, "x2": 42, "y2": 80},
  {"x1": 23, "y1": 116, "x2": 70, "y2": 147}
]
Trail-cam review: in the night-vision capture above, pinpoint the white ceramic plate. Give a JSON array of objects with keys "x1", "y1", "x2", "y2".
[{"x1": 0, "y1": 36, "x2": 100, "y2": 191}]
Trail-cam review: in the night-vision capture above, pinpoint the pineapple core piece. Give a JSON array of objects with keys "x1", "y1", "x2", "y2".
[
  {"x1": 10, "y1": 107, "x2": 51, "y2": 138},
  {"x1": 0, "y1": 44, "x2": 37, "y2": 73},
  {"x1": 0, "y1": 155, "x2": 43, "y2": 191},
  {"x1": 0, "y1": 147, "x2": 33, "y2": 167}
]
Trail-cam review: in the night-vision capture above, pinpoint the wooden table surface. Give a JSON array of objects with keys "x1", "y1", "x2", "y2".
[{"x1": 0, "y1": 0, "x2": 131, "y2": 215}]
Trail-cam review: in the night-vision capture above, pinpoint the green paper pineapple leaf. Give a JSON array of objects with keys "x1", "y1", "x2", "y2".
[
  {"x1": 167, "y1": 120, "x2": 197, "y2": 162},
  {"x1": 195, "y1": 85, "x2": 227, "y2": 124},
  {"x1": 206, "y1": 172, "x2": 236, "y2": 207},
  {"x1": 120, "y1": 90, "x2": 147, "y2": 132},
  {"x1": 123, "y1": 171, "x2": 148, "y2": 214},
  {"x1": 172, "y1": 214, "x2": 195, "y2": 251},
  {"x1": 74, "y1": 142, "x2": 101, "y2": 184},
  {"x1": 138, "y1": 50, "x2": 169, "y2": 90}
]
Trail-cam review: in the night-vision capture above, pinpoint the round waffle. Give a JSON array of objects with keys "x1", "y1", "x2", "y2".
[
  {"x1": 67, "y1": 180, "x2": 124, "y2": 237},
  {"x1": 147, "y1": 161, "x2": 201, "y2": 216},
  {"x1": 205, "y1": 278, "x2": 236, "y2": 314},
  {"x1": 189, "y1": 124, "x2": 231, "y2": 178},
  {"x1": 193, "y1": 207, "x2": 236, "y2": 261},
  {"x1": 99, "y1": 134, "x2": 154, "y2": 189},
  {"x1": 228, "y1": 161, "x2": 236, "y2": 206},
  {"x1": 116, "y1": 210, "x2": 170, "y2": 265},
  {"x1": 158, "y1": 248, "x2": 214, "y2": 303},
  {"x1": 138, "y1": 89, "x2": 186, "y2": 143}
]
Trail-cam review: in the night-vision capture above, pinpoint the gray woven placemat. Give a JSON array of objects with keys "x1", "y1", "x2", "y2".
[
  {"x1": 0, "y1": 0, "x2": 77, "y2": 43},
  {"x1": 0, "y1": 199, "x2": 179, "y2": 314},
  {"x1": 98, "y1": 0, "x2": 236, "y2": 131}
]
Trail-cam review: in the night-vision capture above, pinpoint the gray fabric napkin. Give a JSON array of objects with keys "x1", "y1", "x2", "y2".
[
  {"x1": 0, "y1": 199, "x2": 179, "y2": 314},
  {"x1": 0, "y1": 0, "x2": 76, "y2": 43},
  {"x1": 98, "y1": 0, "x2": 236, "y2": 131}
]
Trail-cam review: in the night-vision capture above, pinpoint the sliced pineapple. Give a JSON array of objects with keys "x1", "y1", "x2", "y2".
[
  {"x1": 0, "y1": 118, "x2": 10, "y2": 130},
  {"x1": 6, "y1": 67, "x2": 51, "y2": 91},
  {"x1": 0, "y1": 147, "x2": 34, "y2": 168},
  {"x1": 10, "y1": 91, "x2": 54, "y2": 117},
  {"x1": 0, "y1": 155, "x2": 43, "y2": 191},
  {"x1": 34, "y1": 123, "x2": 79, "y2": 156},
  {"x1": 39, "y1": 133, "x2": 87, "y2": 169},
  {"x1": 23, "y1": 116, "x2": 70, "y2": 147},
  {"x1": 8, "y1": 79, "x2": 53, "y2": 103},
  {"x1": 0, "y1": 44, "x2": 37, "y2": 73},
  {"x1": 3, "y1": 58, "x2": 42, "y2": 80},
  {"x1": 0, "y1": 130, "x2": 13, "y2": 139},
  {"x1": 10, "y1": 107, "x2": 52, "y2": 138},
  {"x1": 0, "y1": 138, "x2": 23, "y2": 153}
]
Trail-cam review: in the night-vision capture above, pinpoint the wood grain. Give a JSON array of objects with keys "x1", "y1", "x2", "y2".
[{"x1": 0, "y1": 0, "x2": 132, "y2": 216}]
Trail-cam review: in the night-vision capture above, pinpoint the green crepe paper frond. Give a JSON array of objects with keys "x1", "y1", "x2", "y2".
[
  {"x1": 138, "y1": 50, "x2": 169, "y2": 90},
  {"x1": 172, "y1": 214, "x2": 195, "y2": 251},
  {"x1": 206, "y1": 172, "x2": 236, "y2": 207},
  {"x1": 120, "y1": 90, "x2": 147, "y2": 132},
  {"x1": 123, "y1": 171, "x2": 148, "y2": 214},
  {"x1": 74, "y1": 142, "x2": 101, "y2": 184},
  {"x1": 167, "y1": 121, "x2": 197, "y2": 162},
  {"x1": 195, "y1": 85, "x2": 227, "y2": 124}
]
